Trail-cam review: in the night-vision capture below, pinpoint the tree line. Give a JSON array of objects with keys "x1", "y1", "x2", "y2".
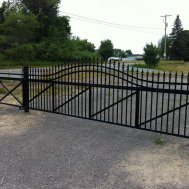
[
  {"x1": 0, "y1": 0, "x2": 98, "y2": 61},
  {"x1": 0, "y1": 0, "x2": 132, "y2": 62},
  {"x1": 0, "y1": 1, "x2": 188, "y2": 62},
  {"x1": 141, "y1": 15, "x2": 189, "y2": 66},
  {"x1": 158, "y1": 15, "x2": 189, "y2": 61}
]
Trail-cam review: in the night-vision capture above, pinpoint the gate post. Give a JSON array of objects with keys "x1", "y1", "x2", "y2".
[
  {"x1": 52, "y1": 81, "x2": 55, "y2": 111},
  {"x1": 89, "y1": 86, "x2": 92, "y2": 118},
  {"x1": 22, "y1": 67, "x2": 29, "y2": 112},
  {"x1": 135, "y1": 89, "x2": 140, "y2": 127}
]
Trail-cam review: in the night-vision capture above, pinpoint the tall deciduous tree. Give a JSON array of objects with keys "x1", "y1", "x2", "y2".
[
  {"x1": 21, "y1": 0, "x2": 60, "y2": 16},
  {"x1": 125, "y1": 49, "x2": 132, "y2": 56},
  {"x1": 0, "y1": 10, "x2": 39, "y2": 44},
  {"x1": 113, "y1": 49, "x2": 126, "y2": 58},
  {"x1": 0, "y1": 1, "x2": 7, "y2": 23},
  {"x1": 98, "y1": 39, "x2": 113, "y2": 60}
]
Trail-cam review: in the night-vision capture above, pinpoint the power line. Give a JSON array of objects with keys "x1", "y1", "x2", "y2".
[
  {"x1": 62, "y1": 11, "x2": 162, "y2": 30},
  {"x1": 61, "y1": 11, "x2": 163, "y2": 36}
]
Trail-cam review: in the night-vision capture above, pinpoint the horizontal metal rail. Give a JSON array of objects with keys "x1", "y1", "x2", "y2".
[{"x1": 27, "y1": 79, "x2": 189, "y2": 95}]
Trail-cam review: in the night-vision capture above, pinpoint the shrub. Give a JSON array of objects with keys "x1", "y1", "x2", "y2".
[
  {"x1": 4, "y1": 43, "x2": 36, "y2": 60},
  {"x1": 143, "y1": 43, "x2": 160, "y2": 66}
]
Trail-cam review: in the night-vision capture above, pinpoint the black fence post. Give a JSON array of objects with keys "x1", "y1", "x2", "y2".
[
  {"x1": 89, "y1": 86, "x2": 92, "y2": 119},
  {"x1": 22, "y1": 67, "x2": 29, "y2": 112},
  {"x1": 52, "y1": 81, "x2": 55, "y2": 111},
  {"x1": 135, "y1": 89, "x2": 140, "y2": 127}
]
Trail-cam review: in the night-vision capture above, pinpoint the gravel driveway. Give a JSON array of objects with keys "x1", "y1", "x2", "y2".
[{"x1": 0, "y1": 105, "x2": 189, "y2": 189}]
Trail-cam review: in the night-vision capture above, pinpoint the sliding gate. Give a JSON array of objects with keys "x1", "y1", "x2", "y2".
[{"x1": 26, "y1": 61, "x2": 189, "y2": 138}]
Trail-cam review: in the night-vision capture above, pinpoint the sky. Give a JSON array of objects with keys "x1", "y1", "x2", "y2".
[
  {"x1": 59, "y1": 0, "x2": 189, "y2": 54},
  {"x1": 0, "y1": 0, "x2": 188, "y2": 54}
]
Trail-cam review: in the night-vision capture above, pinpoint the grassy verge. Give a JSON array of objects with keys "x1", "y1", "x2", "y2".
[
  {"x1": 132, "y1": 60, "x2": 189, "y2": 72},
  {"x1": 0, "y1": 60, "x2": 64, "y2": 69}
]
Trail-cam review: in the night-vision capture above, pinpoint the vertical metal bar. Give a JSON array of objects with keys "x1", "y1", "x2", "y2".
[
  {"x1": 150, "y1": 71, "x2": 154, "y2": 130},
  {"x1": 96, "y1": 58, "x2": 99, "y2": 119},
  {"x1": 160, "y1": 71, "x2": 166, "y2": 132},
  {"x1": 36, "y1": 68, "x2": 39, "y2": 110},
  {"x1": 22, "y1": 67, "x2": 29, "y2": 112},
  {"x1": 57, "y1": 65, "x2": 60, "y2": 113},
  {"x1": 52, "y1": 82, "x2": 55, "y2": 111},
  {"x1": 89, "y1": 86, "x2": 92, "y2": 118},
  {"x1": 81, "y1": 59, "x2": 83, "y2": 117},
  {"x1": 116, "y1": 62, "x2": 120, "y2": 123},
  {"x1": 172, "y1": 72, "x2": 177, "y2": 134},
  {"x1": 74, "y1": 61, "x2": 77, "y2": 116},
  {"x1": 46, "y1": 68, "x2": 49, "y2": 111},
  {"x1": 155, "y1": 72, "x2": 160, "y2": 131},
  {"x1": 67, "y1": 63, "x2": 70, "y2": 115},
  {"x1": 42, "y1": 68, "x2": 45, "y2": 111},
  {"x1": 77, "y1": 59, "x2": 80, "y2": 117},
  {"x1": 130, "y1": 67, "x2": 134, "y2": 126},
  {"x1": 28, "y1": 68, "x2": 31, "y2": 109},
  {"x1": 184, "y1": 73, "x2": 189, "y2": 136},
  {"x1": 48, "y1": 67, "x2": 51, "y2": 112},
  {"x1": 121, "y1": 64, "x2": 124, "y2": 125},
  {"x1": 108, "y1": 61, "x2": 111, "y2": 122},
  {"x1": 40, "y1": 69, "x2": 43, "y2": 110},
  {"x1": 125, "y1": 66, "x2": 129, "y2": 125},
  {"x1": 32, "y1": 68, "x2": 34, "y2": 109},
  {"x1": 166, "y1": 71, "x2": 172, "y2": 132},
  {"x1": 100, "y1": 59, "x2": 103, "y2": 121},
  {"x1": 84, "y1": 59, "x2": 87, "y2": 118},
  {"x1": 61, "y1": 64, "x2": 64, "y2": 114},
  {"x1": 139, "y1": 70, "x2": 144, "y2": 125},
  {"x1": 178, "y1": 72, "x2": 184, "y2": 135},
  {"x1": 51, "y1": 67, "x2": 53, "y2": 111},
  {"x1": 135, "y1": 89, "x2": 140, "y2": 127},
  {"x1": 144, "y1": 70, "x2": 149, "y2": 129},
  {"x1": 103, "y1": 59, "x2": 107, "y2": 121},
  {"x1": 92, "y1": 58, "x2": 95, "y2": 118},
  {"x1": 112, "y1": 61, "x2": 116, "y2": 123},
  {"x1": 91, "y1": 58, "x2": 95, "y2": 119}
]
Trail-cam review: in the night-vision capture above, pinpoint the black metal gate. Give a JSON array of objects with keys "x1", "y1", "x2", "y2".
[
  {"x1": 1, "y1": 59, "x2": 189, "y2": 138},
  {"x1": 27, "y1": 60, "x2": 189, "y2": 138}
]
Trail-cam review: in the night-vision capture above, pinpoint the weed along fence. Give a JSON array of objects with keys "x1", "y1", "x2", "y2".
[{"x1": 0, "y1": 59, "x2": 189, "y2": 138}]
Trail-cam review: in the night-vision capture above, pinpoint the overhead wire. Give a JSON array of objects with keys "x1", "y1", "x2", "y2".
[{"x1": 61, "y1": 11, "x2": 163, "y2": 36}]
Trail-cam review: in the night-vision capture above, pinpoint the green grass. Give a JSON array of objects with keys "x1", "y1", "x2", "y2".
[
  {"x1": 0, "y1": 60, "x2": 64, "y2": 69},
  {"x1": 1, "y1": 60, "x2": 189, "y2": 72},
  {"x1": 154, "y1": 135, "x2": 165, "y2": 145},
  {"x1": 0, "y1": 87, "x2": 7, "y2": 94},
  {"x1": 132, "y1": 60, "x2": 189, "y2": 72},
  {"x1": 121, "y1": 60, "x2": 144, "y2": 64}
]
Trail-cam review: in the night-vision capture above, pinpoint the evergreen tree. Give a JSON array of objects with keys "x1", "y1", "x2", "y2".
[
  {"x1": 179, "y1": 30, "x2": 189, "y2": 61},
  {"x1": 170, "y1": 15, "x2": 183, "y2": 59}
]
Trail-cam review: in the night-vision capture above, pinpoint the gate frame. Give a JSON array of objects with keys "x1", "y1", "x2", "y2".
[{"x1": 0, "y1": 60, "x2": 189, "y2": 139}]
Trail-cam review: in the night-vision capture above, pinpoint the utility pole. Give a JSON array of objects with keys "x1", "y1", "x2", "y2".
[{"x1": 161, "y1": 14, "x2": 172, "y2": 60}]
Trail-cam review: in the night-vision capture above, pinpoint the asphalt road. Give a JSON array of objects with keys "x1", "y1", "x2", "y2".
[{"x1": 0, "y1": 68, "x2": 23, "y2": 78}]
